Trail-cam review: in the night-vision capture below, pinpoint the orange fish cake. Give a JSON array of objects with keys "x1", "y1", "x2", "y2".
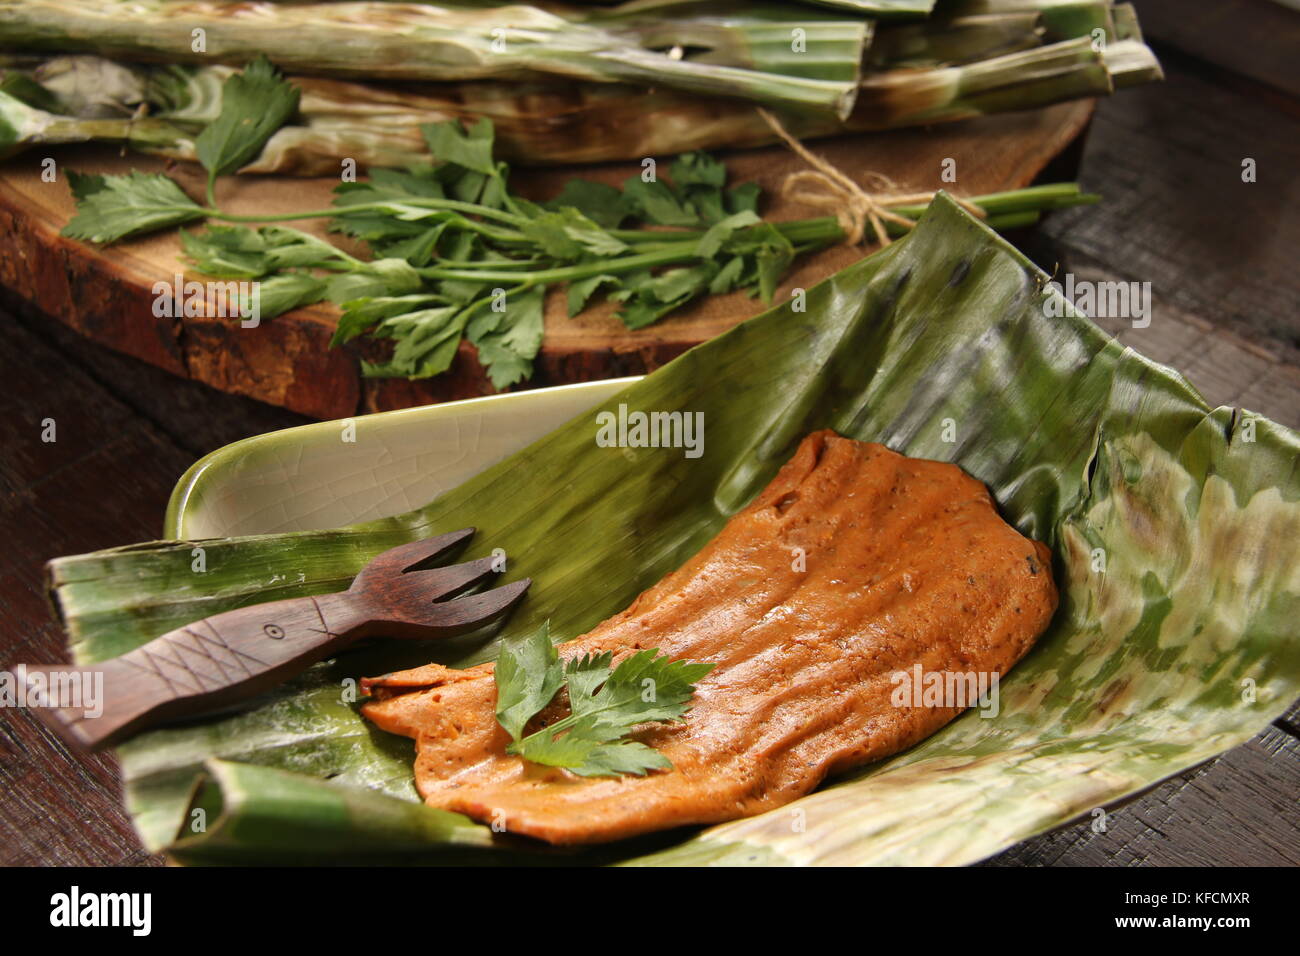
[{"x1": 362, "y1": 430, "x2": 1057, "y2": 844}]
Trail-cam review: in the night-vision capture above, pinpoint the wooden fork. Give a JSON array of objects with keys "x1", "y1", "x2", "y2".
[{"x1": 25, "y1": 528, "x2": 529, "y2": 750}]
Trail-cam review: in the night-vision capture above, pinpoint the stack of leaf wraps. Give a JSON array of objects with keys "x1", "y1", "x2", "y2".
[{"x1": 0, "y1": 0, "x2": 1162, "y2": 171}]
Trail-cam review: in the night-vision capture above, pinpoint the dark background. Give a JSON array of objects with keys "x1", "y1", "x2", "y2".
[{"x1": 2, "y1": 0, "x2": 1297, "y2": 865}]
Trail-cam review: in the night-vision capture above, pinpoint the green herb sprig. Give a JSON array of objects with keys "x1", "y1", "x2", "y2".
[
  {"x1": 493, "y1": 621, "x2": 714, "y2": 778},
  {"x1": 60, "y1": 58, "x2": 1100, "y2": 388}
]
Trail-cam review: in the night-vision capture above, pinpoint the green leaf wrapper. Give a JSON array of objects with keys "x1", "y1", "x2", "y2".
[{"x1": 46, "y1": 196, "x2": 1300, "y2": 864}]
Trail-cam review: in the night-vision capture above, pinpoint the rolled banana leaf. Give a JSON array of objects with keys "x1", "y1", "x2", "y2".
[
  {"x1": 865, "y1": 0, "x2": 1116, "y2": 68},
  {"x1": 0, "y1": 0, "x2": 1160, "y2": 170},
  {"x1": 0, "y1": 0, "x2": 869, "y2": 117},
  {"x1": 820, "y1": 0, "x2": 933, "y2": 10},
  {"x1": 46, "y1": 196, "x2": 1300, "y2": 864},
  {"x1": 0, "y1": 87, "x2": 193, "y2": 159},
  {"x1": 252, "y1": 0, "x2": 938, "y2": 14},
  {"x1": 1106, "y1": 2, "x2": 1163, "y2": 88},
  {"x1": 1, "y1": 33, "x2": 1150, "y2": 171},
  {"x1": 803, "y1": 0, "x2": 932, "y2": 11}
]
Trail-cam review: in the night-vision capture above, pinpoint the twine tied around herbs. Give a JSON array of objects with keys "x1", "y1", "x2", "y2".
[{"x1": 756, "y1": 108, "x2": 987, "y2": 247}]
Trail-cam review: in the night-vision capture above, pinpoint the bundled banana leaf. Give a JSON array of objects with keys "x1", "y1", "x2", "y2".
[
  {"x1": 0, "y1": 34, "x2": 1159, "y2": 171},
  {"x1": 266, "y1": 0, "x2": 939, "y2": 12},
  {"x1": 0, "y1": 0, "x2": 870, "y2": 116},
  {"x1": 46, "y1": 196, "x2": 1300, "y2": 864},
  {"x1": 866, "y1": 0, "x2": 1120, "y2": 67},
  {"x1": 0, "y1": 0, "x2": 1160, "y2": 169}
]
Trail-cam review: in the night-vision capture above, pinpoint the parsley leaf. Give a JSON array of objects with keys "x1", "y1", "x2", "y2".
[
  {"x1": 544, "y1": 179, "x2": 628, "y2": 229},
  {"x1": 325, "y1": 258, "x2": 422, "y2": 304},
  {"x1": 670, "y1": 151, "x2": 728, "y2": 190},
  {"x1": 242, "y1": 273, "x2": 328, "y2": 320},
  {"x1": 740, "y1": 223, "x2": 797, "y2": 303},
  {"x1": 494, "y1": 621, "x2": 566, "y2": 742},
  {"x1": 515, "y1": 203, "x2": 627, "y2": 259},
  {"x1": 181, "y1": 224, "x2": 353, "y2": 279},
  {"x1": 330, "y1": 294, "x2": 445, "y2": 347},
  {"x1": 195, "y1": 56, "x2": 299, "y2": 182},
  {"x1": 66, "y1": 170, "x2": 107, "y2": 200},
  {"x1": 493, "y1": 621, "x2": 713, "y2": 778},
  {"x1": 421, "y1": 118, "x2": 498, "y2": 177},
  {"x1": 466, "y1": 285, "x2": 545, "y2": 389},
  {"x1": 181, "y1": 225, "x2": 273, "y2": 278},
  {"x1": 615, "y1": 263, "x2": 716, "y2": 330},
  {"x1": 382, "y1": 223, "x2": 450, "y2": 267},
  {"x1": 62, "y1": 171, "x2": 206, "y2": 243},
  {"x1": 359, "y1": 304, "x2": 468, "y2": 379},
  {"x1": 620, "y1": 175, "x2": 699, "y2": 227},
  {"x1": 567, "y1": 273, "x2": 621, "y2": 317},
  {"x1": 695, "y1": 210, "x2": 761, "y2": 259}
]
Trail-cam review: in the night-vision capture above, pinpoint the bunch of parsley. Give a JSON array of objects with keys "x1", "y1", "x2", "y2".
[
  {"x1": 61, "y1": 57, "x2": 839, "y2": 388},
  {"x1": 61, "y1": 58, "x2": 1095, "y2": 388}
]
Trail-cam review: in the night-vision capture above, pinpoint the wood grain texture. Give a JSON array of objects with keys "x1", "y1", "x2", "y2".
[
  {"x1": 0, "y1": 101, "x2": 1095, "y2": 418},
  {"x1": 1139, "y1": 0, "x2": 1300, "y2": 98},
  {"x1": 0, "y1": 293, "x2": 306, "y2": 866},
  {"x1": 1020, "y1": 45, "x2": 1300, "y2": 365}
]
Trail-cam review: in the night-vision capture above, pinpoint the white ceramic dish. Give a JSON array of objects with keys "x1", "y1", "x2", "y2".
[{"x1": 165, "y1": 378, "x2": 638, "y2": 539}]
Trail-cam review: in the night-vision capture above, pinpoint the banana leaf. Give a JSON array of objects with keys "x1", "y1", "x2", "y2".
[
  {"x1": 0, "y1": 87, "x2": 194, "y2": 159},
  {"x1": 0, "y1": 0, "x2": 869, "y2": 117},
  {"x1": 47, "y1": 196, "x2": 1300, "y2": 864},
  {"x1": 587, "y1": 0, "x2": 935, "y2": 14},
  {"x1": 0, "y1": 35, "x2": 1142, "y2": 171},
  {"x1": 866, "y1": 0, "x2": 1116, "y2": 68}
]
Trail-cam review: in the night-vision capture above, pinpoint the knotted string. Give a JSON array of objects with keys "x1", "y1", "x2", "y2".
[{"x1": 756, "y1": 108, "x2": 987, "y2": 246}]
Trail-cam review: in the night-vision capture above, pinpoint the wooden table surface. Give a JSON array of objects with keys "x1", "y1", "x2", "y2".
[{"x1": 2, "y1": 42, "x2": 1297, "y2": 866}]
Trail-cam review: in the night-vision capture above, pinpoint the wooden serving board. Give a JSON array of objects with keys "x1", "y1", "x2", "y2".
[{"x1": 0, "y1": 100, "x2": 1094, "y2": 419}]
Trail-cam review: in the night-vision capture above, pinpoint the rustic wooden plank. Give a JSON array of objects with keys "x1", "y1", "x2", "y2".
[
  {"x1": 1140, "y1": 0, "x2": 1300, "y2": 98},
  {"x1": 1030, "y1": 49, "x2": 1300, "y2": 365},
  {"x1": 0, "y1": 297, "x2": 308, "y2": 865},
  {"x1": 3, "y1": 291, "x2": 311, "y2": 461},
  {"x1": 0, "y1": 313, "x2": 183, "y2": 865}
]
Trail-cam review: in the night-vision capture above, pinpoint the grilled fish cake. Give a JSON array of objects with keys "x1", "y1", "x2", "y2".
[{"x1": 362, "y1": 430, "x2": 1057, "y2": 844}]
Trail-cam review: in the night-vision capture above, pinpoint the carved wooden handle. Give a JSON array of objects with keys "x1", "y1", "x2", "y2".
[
  {"x1": 27, "y1": 592, "x2": 364, "y2": 750},
  {"x1": 27, "y1": 530, "x2": 533, "y2": 750}
]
